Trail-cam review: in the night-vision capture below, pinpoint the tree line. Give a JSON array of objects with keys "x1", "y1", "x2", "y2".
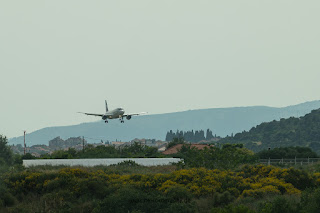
[
  {"x1": 165, "y1": 129, "x2": 217, "y2": 142},
  {"x1": 39, "y1": 142, "x2": 163, "y2": 159},
  {"x1": 220, "y1": 109, "x2": 320, "y2": 153}
]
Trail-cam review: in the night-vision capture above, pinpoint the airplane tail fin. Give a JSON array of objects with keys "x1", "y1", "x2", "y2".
[{"x1": 105, "y1": 100, "x2": 109, "y2": 112}]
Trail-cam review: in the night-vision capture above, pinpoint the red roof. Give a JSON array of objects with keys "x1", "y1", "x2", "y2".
[{"x1": 162, "y1": 144, "x2": 212, "y2": 155}]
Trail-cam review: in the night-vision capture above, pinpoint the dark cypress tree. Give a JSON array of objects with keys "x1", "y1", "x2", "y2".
[
  {"x1": 191, "y1": 130, "x2": 195, "y2": 142},
  {"x1": 165, "y1": 130, "x2": 174, "y2": 142},
  {"x1": 179, "y1": 131, "x2": 184, "y2": 139},
  {"x1": 194, "y1": 131, "x2": 200, "y2": 142},
  {"x1": 167, "y1": 129, "x2": 216, "y2": 142},
  {"x1": 184, "y1": 131, "x2": 194, "y2": 142},
  {"x1": 206, "y1": 129, "x2": 214, "y2": 140},
  {"x1": 175, "y1": 130, "x2": 179, "y2": 138},
  {"x1": 199, "y1": 130, "x2": 205, "y2": 141}
]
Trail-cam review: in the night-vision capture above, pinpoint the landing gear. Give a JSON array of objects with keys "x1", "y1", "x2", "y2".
[
  {"x1": 119, "y1": 117, "x2": 124, "y2": 123},
  {"x1": 105, "y1": 120, "x2": 108, "y2": 123}
]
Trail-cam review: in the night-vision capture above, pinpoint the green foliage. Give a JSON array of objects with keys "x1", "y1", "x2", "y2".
[
  {"x1": 175, "y1": 143, "x2": 258, "y2": 170},
  {"x1": 166, "y1": 137, "x2": 186, "y2": 149},
  {"x1": 282, "y1": 168, "x2": 314, "y2": 190},
  {"x1": 299, "y1": 188, "x2": 320, "y2": 213},
  {"x1": 94, "y1": 185, "x2": 178, "y2": 213},
  {"x1": 0, "y1": 181, "x2": 15, "y2": 208},
  {"x1": 3, "y1": 164, "x2": 320, "y2": 212},
  {"x1": 41, "y1": 148, "x2": 77, "y2": 159},
  {"x1": 241, "y1": 164, "x2": 315, "y2": 191},
  {"x1": 213, "y1": 191, "x2": 236, "y2": 206},
  {"x1": 0, "y1": 135, "x2": 14, "y2": 166},
  {"x1": 221, "y1": 109, "x2": 320, "y2": 153},
  {"x1": 257, "y1": 147, "x2": 318, "y2": 159},
  {"x1": 116, "y1": 160, "x2": 141, "y2": 167},
  {"x1": 165, "y1": 185, "x2": 193, "y2": 203},
  {"x1": 94, "y1": 184, "x2": 196, "y2": 213},
  {"x1": 22, "y1": 153, "x2": 36, "y2": 160},
  {"x1": 258, "y1": 196, "x2": 299, "y2": 213},
  {"x1": 40, "y1": 142, "x2": 163, "y2": 159}
]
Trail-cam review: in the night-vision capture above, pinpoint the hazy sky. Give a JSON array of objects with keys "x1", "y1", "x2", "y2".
[{"x1": 1, "y1": 1, "x2": 320, "y2": 138}]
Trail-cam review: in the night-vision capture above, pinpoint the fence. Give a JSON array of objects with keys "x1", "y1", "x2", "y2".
[{"x1": 259, "y1": 158, "x2": 320, "y2": 166}]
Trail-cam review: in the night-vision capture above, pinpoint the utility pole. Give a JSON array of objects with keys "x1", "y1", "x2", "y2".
[
  {"x1": 24, "y1": 130, "x2": 26, "y2": 155},
  {"x1": 83, "y1": 136, "x2": 85, "y2": 153}
]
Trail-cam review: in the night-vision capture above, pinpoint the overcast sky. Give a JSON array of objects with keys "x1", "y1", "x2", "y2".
[{"x1": 1, "y1": 1, "x2": 320, "y2": 138}]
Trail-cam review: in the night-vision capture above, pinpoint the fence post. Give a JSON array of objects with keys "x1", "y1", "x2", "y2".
[
  {"x1": 268, "y1": 158, "x2": 270, "y2": 166},
  {"x1": 295, "y1": 156, "x2": 296, "y2": 165}
]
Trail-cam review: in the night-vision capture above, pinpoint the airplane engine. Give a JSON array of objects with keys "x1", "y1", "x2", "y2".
[
  {"x1": 126, "y1": 115, "x2": 132, "y2": 120},
  {"x1": 102, "y1": 115, "x2": 108, "y2": 120}
]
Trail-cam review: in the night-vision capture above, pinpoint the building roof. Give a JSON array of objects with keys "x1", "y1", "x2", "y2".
[{"x1": 162, "y1": 144, "x2": 212, "y2": 155}]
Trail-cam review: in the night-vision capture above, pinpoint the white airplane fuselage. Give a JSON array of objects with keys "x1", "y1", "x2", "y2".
[{"x1": 102, "y1": 108, "x2": 125, "y2": 120}]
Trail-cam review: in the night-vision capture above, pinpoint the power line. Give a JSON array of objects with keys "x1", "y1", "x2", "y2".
[{"x1": 23, "y1": 130, "x2": 26, "y2": 155}]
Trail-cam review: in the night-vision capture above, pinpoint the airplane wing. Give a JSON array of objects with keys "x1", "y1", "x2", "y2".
[
  {"x1": 77, "y1": 112, "x2": 104, "y2": 117},
  {"x1": 123, "y1": 112, "x2": 148, "y2": 117}
]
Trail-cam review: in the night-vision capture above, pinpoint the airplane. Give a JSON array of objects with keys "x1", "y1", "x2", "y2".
[{"x1": 78, "y1": 100, "x2": 147, "y2": 123}]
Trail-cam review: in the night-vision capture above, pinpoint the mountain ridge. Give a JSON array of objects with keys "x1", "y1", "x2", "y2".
[
  {"x1": 9, "y1": 100, "x2": 320, "y2": 146},
  {"x1": 221, "y1": 107, "x2": 320, "y2": 153}
]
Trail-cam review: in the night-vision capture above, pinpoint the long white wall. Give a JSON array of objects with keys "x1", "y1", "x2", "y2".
[{"x1": 23, "y1": 158, "x2": 182, "y2": 167}]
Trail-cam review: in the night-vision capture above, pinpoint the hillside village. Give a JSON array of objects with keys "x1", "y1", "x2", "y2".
[
  {"x1": 10, "y1": 129, "x2": 220, "y2": 157},
  {"x1": 10, "y1": 137, "x2": 166, "y2": 157}
]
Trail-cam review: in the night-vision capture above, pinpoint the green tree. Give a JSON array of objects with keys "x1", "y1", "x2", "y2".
[
  {"x1": 176, "y1": 144, "x2": 257, "y2": 170},
  {"x1": 166, "y1": 138, "x2": 185, "y2": 150},
  {"x1": 300, "y1": 188, "x2": 320, "y2": 213},
  {"x1": 257, "y1": 147, "x2": 318, "y2": 159},
  {"x1": 0, "y1": 135, "x2": 13, "y2": 166}
]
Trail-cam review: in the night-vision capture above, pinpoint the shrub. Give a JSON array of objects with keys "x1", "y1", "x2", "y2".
[
  {"x1": 300, "y1": 188, "x2": 320, "y2": 213},
  {"x1": 96, "y1": 186, "x2": 169, "y2": 213},
  {"x1": 117, "y1": 160, "x2": 141, "y2": 167},
  {"x1": 165, "y1": 185, "x2": 193, "y2": 203},
  {"x1": 258, "y1": 196, "x2": 299, "y2": 213},
  {"x1": 212, "y1": 191, "x2": 235, "y2": 206},
  {"x1": 0, "y1": 192, "x2": 16, "y2": 207}
]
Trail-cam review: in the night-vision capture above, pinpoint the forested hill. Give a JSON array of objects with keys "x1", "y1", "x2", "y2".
[
  {"x1": 9, "y1": 100, "x2": 320, "y2": 146},
  {"x1": 222, "y1": 109, "x2": 320, "y2": 153}
]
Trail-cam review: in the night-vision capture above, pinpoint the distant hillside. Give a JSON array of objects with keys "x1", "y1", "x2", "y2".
[
  {"x1": 9, "y1": 100, "x2": 320, "y2": 146},
  {"x1": 221, "y1": 108, "x2": 320, "y2": 153}
]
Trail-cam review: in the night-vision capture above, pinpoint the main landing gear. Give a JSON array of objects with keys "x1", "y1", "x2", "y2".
[
  {"x1": 119, "y1": 117, "x2": 124, "y2": 123},
  {"x1": 105, "y1": 120, "x2": 108, "y2": 123}
]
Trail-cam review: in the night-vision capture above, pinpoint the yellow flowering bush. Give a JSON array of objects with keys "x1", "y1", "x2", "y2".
[
  {"x1": 241, "y1": 186, "x2": 281, "y2": 198},
  {"x1": 3, "y1": 165, "x2": 316, "y2": 200},
  {"x1": 314, "y1": 172, "x2": 320, "y2": 185}
]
